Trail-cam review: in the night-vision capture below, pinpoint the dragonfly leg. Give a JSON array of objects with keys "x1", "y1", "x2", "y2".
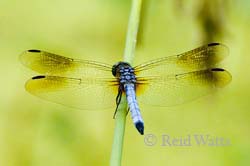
[
  {"x1": 113, "y1": 86, "x2": 123, "y2": 119},
  {"x1": 126, "y1": 107, "x2": 130, "y2": 116}
]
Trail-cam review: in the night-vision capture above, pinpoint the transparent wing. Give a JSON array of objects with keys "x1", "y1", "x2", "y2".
[
  {"x1": 136, "y1": 68, "x2": 232, "y2": 106},
  {"x1": 134, "y1": 43, "x2": 229, "y2": 77},
  {"x1": 25, "y1": 75, "x2": 118, "y2": 109},
  {"x1": 20, "y1": 49, "x2": 113, "y2": 78}
]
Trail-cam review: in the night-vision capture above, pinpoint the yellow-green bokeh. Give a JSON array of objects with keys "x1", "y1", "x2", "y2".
[{"x1": 0, "y1": 0, "x2": 249, "y2": 166}]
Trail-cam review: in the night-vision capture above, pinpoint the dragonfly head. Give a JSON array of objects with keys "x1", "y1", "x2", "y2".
[{"x1": 112, "y1": 61, "x2": 132, "y2": 77}]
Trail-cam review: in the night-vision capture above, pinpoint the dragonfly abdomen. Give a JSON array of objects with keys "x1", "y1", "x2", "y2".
[
  {"x1": 124, "y1": 83, "x2": 144, "y2": 135},
  {"x1": 112, "y1": 61, "x2": 144, "y2": 135}
]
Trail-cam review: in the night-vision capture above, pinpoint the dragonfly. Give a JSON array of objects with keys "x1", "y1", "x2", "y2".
[{"x1": 20, "y1": 43, "x2": 232, "y2": 135}]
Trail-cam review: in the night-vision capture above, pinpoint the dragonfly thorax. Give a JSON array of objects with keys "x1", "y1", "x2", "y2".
[{"x1": 112, "y1": 62, "x2": 136, "y2": 85}]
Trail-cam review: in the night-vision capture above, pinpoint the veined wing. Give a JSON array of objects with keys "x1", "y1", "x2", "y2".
[
  {"x1": 136, "y1": 68, "x2": 232, "y2": 106},
  {"x1": 20, "y1": 50, "x2": 113, "y2": 78},
  {"x1": 25, "y1": 75, "x2": 118, "y2": 109},
  {"x1": 134, "y1": 43, "x2": 229, "y2": 77}
]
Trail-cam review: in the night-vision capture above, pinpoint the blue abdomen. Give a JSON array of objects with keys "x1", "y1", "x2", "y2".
[{"x1": 124, "y1": 83, "x2": 144, "y2": 135}]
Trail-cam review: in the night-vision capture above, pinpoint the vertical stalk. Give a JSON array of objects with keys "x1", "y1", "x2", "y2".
[
  {"x1": 109, "y1": 0, "x2": 142, "y2": 166},
  {"x1": 123, "y1": 0, "x2": 143, "y2": 64}
]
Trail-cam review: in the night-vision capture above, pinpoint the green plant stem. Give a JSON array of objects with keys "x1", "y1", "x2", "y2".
[
  {"x1": 110, "y1": 0, "x2": 142, "y2": 166},
  {"x1": 123, "y1": 0, "x2": 142, "y2": 64}
]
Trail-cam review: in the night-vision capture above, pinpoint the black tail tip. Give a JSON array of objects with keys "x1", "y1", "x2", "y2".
[{"x1": 135, "y1": 122, "x2": 144, "y2": 135}]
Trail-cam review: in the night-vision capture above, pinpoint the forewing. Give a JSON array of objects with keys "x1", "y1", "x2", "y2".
[
  {"x1": 20, "y1": 49, "x2": 113, "y2": 78},
  {"x1": 134, "y1": 43, "x2": 229, "y2": 76},
  {"x1": 25, "y1": 75, "x2": 118, "y2": 109},
  {"x1": 136, "y1": 68, "x2": 232, "y2": 106}
]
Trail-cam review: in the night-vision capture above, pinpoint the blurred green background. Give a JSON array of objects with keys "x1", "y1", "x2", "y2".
[{"x1": 0, "y1": 0, "x2": 249, "y2": 165}]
